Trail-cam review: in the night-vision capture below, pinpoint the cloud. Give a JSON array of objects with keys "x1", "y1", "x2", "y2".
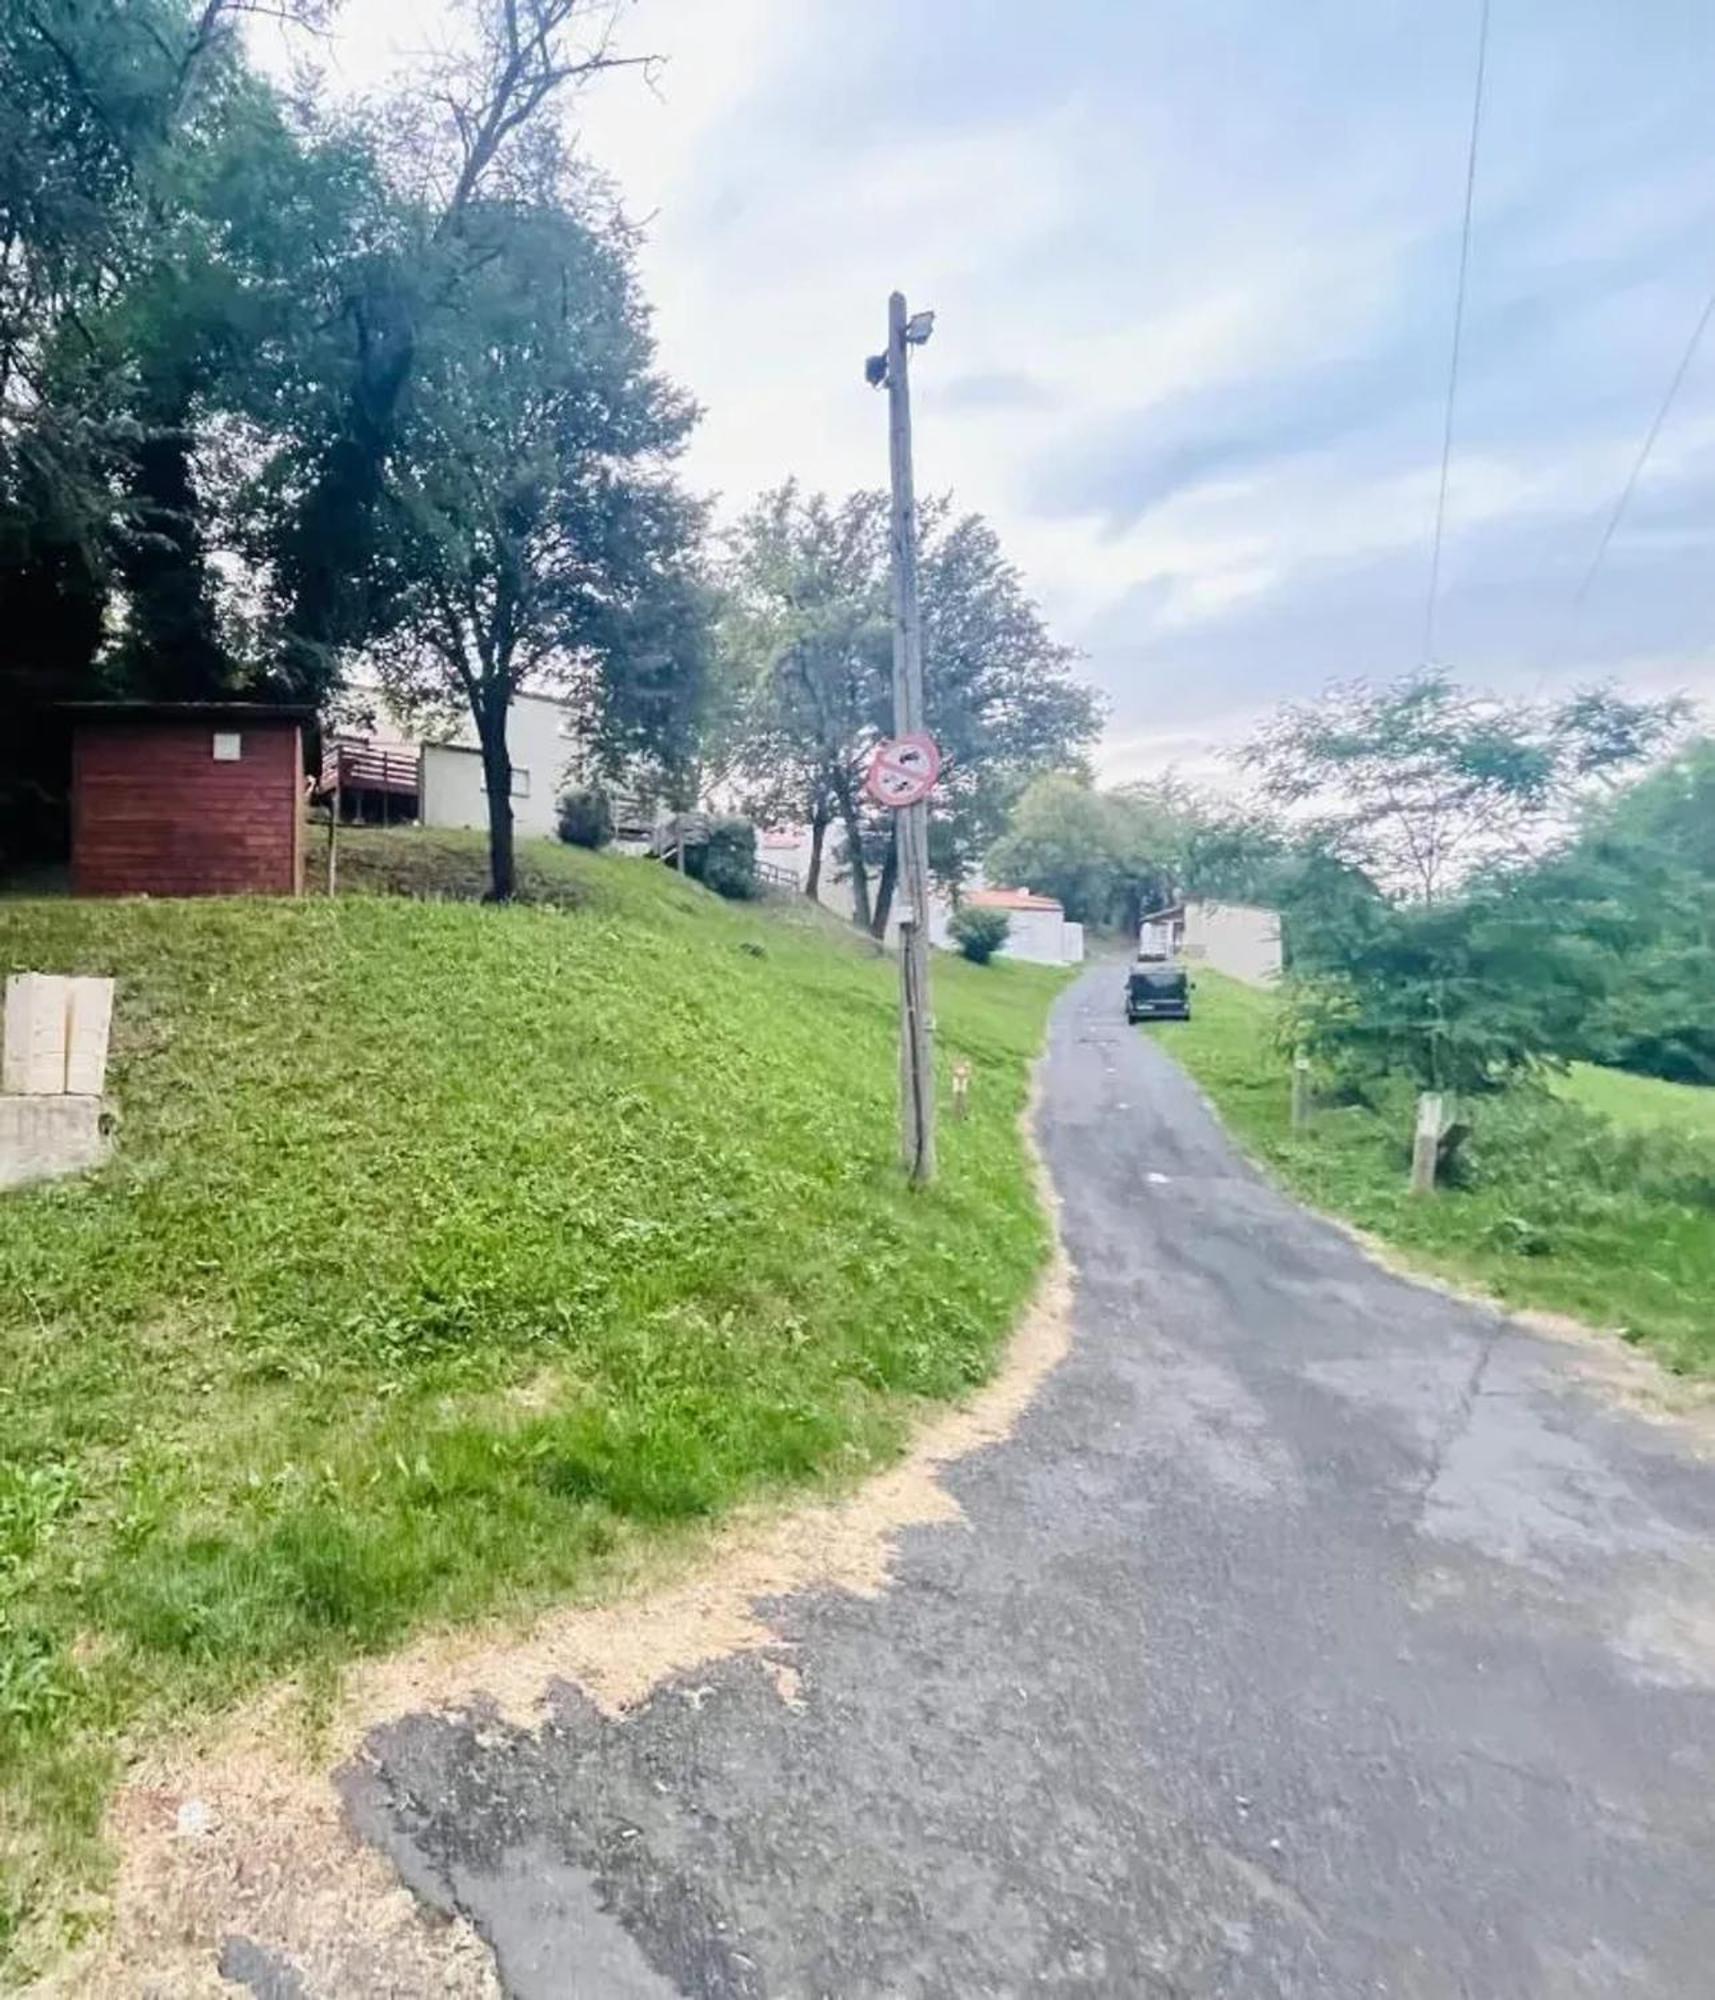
[{"x1": 270, "y1": 0, "x2": 1715, "y2": 774}]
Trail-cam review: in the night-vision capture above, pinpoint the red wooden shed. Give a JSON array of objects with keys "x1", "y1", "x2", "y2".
[{"x1": 69, "y1": 703, "x2": 310, "y2": 898}]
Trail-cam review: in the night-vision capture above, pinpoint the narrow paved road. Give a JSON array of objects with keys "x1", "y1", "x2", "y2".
[{"x1": 334, "y1": 967, "x2": 1715, "y2": 1998}]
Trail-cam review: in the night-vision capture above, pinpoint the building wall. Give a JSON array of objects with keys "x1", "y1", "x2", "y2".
[
  {"x1": 1182, "y1": 901, "x2": 1282, "y2": 987},
  {"x1": 995, "y1": 905, "x2": 1068, "y2": 966},
  {"x1": 73, "y1": 720, "x2": 303, "y2": 897},
  {"x1": 418, "y1": 692, "x2": 575, "y2": 840}
]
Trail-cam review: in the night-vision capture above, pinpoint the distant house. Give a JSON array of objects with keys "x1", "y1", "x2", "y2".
[
  {"x1": 961, "y1": 887, "x2": 1086, "y2": 967},
  {"x1": 419, "y1": 690, "x2": 581, "y2": 842},
  {"x1": 69, "y1": 702, "x2": 309, "y2": 898},
  {"x1": 1139, "y1": 901, "x2": 1282, "y2": 988}
]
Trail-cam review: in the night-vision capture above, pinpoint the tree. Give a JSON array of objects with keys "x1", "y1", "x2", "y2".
[
  {"x1": 1505, "y1": 738, "x2": 1715, "y2": 1084},
  {"x1": 267, "y1": 0, "x2": 650, "y2": 694},
  {"x1": 720, "y1": 485, "x2": 1099, "y2": 933},
  {"x1": 1287, "y1": 879, "x2": 1619, "y2": 1098},
  {"x1": 1242, "y1": 670, "x2": 1688, "y2": 904},
  {"x1": 371, "y1": 193, "x2": 704, "y2": 900},
  {"x1": 718, "y1": 484, "x2": 894, "y2": 928},
  {"x1": 984, "y1": 775, "x2": 1120, "y2": 924},
  {"x1": 1, "y1": 0, "x2": 356, "y2": 848}
]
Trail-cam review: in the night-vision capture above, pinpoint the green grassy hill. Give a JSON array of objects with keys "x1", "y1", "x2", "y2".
[
  {"x1": 1150, "y1": 971, "x2": 1715, "y2": 1378},
  {"x1": 0, "y1": 832, "x2": 1062, "y2": 1970},
  {"x1": 1556, "y1": 1060, "x2": 1715, "y2": 1138}
]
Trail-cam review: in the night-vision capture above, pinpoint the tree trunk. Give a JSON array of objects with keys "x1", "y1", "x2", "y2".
[
  {"x1": 870, "y1": 825, "x2": 898, "y2": 940},
  {"x1": 477, "y1": 701, "x2": 515, "y2": 903},
  {"x1": 831, "y1": 772, "x2": 871, "y2": 931},
  {"x1": 805, "y1": 808, "x2": 829, "y2": 900}
]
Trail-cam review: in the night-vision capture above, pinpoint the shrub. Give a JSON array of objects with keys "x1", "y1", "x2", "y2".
[
  {"x1": 556, "y1": 786, "x2": 613, "y2": 850},
  {"x1": 950, "y1": 906, "x2": 1011, "y2": 964},
  {"x1": 694, "y1": 816, "x2": 758, "y2": 900}
]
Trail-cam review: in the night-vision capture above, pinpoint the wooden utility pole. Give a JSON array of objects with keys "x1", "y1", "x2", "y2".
[{"x1": 884, "y1": 290, "x2": 936, "y2": 1186}]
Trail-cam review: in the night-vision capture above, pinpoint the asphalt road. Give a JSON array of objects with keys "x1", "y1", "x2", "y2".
[{"x1": 326, "y1": 966, "x2": 1715, "y2": 1998}]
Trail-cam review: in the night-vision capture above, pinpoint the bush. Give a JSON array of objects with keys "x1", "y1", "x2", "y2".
[
  {"x1": 556, "y1": 786, "x2": 614, "y2": 849},
  {"x1": 694, "y1": 816, "x2": 758, "y2": 900},
  {"x1": 950, "y1": 906, "x2": 1011, "y2": 964}
]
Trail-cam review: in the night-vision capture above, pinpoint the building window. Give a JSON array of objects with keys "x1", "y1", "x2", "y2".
[
  {"x1": 510, "y1": 766, "x2": 531, "y2": 798},
  {"x1": 212, "y1": 731, "x2": 243, "y2": 762}
]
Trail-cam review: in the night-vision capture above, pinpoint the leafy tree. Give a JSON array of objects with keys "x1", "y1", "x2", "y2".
[
  {"x1": 877, "y1": 509, "x2": 1100, "y2": 932},
  {"x1": 370, "y1": 192, "x2": 705, "y2": 900},
  {"x1": 720, "y1": 484, "x2": 1098, "y2": 934},
  {"x1": 1287, "y1": 881, "x2": 1617, "y2": 1098},
  {"x1": 1505, "y1": 739, "x2": 1715, "y2": 1084},
  {"x1": 1242, "y1": 670, "x2": 1687, "y2": 904},
  {"x1": 984, "y1": 774, "x2": 1116, "y2": 923},
  {"x1": 716, "y1": 484, "x2": 889, "y2": 919}
]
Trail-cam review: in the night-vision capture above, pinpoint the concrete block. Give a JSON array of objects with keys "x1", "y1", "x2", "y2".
[
  {"x1": 4, "y1": 974, "x2": 69, "y2": 1095},
  {"x1": 65, "y1": 978, "x2": 114, "y2": 1096},
  {"x1": 0, "y1": 1093, "x2": 108, "y2": 1190}
]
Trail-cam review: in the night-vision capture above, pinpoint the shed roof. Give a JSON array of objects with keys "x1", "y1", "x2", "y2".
[
  {"x1": 967, "y1": 887, "x2": 1064, "y2": 913},
  {"x1": 64, "y1": 701, "x2": 315, "y2": 723}
]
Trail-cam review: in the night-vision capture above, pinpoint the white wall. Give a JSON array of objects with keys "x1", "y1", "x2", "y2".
[
  {"x1": 419, "y1": 692, "x2": 577, "y2": 840},
  {"x1": 996, "y1": 906, "x2": 1069, "y2": 967},
  {"x1": 1182, "y1": 902, "x2": 1282, "y2": 988}
]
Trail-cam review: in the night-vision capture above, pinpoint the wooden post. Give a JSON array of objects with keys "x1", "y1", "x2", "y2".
[
  {"x1": 1410, "y1": 1091, "x2": 1444, "y2": 1195},
  {"x1": 326, "y1": 761, "x2": 340, "y2": 897},
  {"x1": 1290, "y1": 1051, "x2": 1311, "y2": 1134},
  {"x1": 885, "y1": 290, "x2": 936, "y2": 1187}
]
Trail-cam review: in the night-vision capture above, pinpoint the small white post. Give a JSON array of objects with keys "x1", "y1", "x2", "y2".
[
  {"x1": 1410, "y1": 1091, "x2": 1444, "y2": 1196},
  {"x1": 1290, "y1": 1051, "x2": 1311, "y2": 1134}
]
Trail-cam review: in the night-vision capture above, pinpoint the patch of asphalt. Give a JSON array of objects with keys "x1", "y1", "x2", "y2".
[
  {"x1": 216, "y1": 1934, "x2": 310, "y2": 1999},
  {"x1": 340, "y1": 967, "x2": 1715, "y2": 1997}
]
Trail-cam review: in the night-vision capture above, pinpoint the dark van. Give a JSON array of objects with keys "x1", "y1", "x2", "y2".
[{"x1": 1126, "y1": 959, "x2": 1191, "y2": 1023}]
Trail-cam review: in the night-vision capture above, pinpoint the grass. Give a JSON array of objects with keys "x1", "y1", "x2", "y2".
[
  {"x1": 1556, "y1": 1061, "x2": 1715, "y2": 1139},
  {"x1": 0, "y1": 829, "x2": 1063, "y2": 1973},
  {"x1": 1149, "y1": 971, "x2": 1715, "y2": 1379}
]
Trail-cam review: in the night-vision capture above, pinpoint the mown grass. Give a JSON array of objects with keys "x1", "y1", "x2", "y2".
[
  {"x1": 1149, "y1": 971, "x2": 1715, "y2": 1379},
  {"x1": 1556, "y1": 1060, "x2": 1715, "y2": 1139},
  {"x1": 0, "y1": 831, "x2": 1063, "y2": 1973}
]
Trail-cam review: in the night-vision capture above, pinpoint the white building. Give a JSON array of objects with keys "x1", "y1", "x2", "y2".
[
  {"x1": 961, "y1": 888, "x2": 1086, "y2": 967},
  {"x1": 419, "y1": 691, "x2": 581, "y2": 841},
  {"x1": 1140, "y1": 901, "x2": 1282, "y2": 988}
]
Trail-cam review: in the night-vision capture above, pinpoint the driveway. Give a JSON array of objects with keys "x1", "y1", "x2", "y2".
[{"x1": 330, "y1": 966, "x2": 1715, "y2": 1998}]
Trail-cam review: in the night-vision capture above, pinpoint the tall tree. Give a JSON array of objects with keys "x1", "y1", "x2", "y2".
[
  {"x1": 719, "y1": 484, "x2": 892, "y2": 927},
  {"x1": 720, "y1": 484, "x2": 1100, "y2": 933},
  {"x1": 268, "y1": 0, "x2": 649, "y2": 695},
  {"x1": 371, "y1": 193, "x2": 704, "y2": 899}
]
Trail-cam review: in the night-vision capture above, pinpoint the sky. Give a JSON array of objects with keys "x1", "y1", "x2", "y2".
[{"x1": 260, "y1": 0, "x2": 1715, "y2": 784}]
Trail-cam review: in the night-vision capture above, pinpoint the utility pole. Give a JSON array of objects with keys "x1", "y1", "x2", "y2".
[{"x1": 883, "y1": 290, "x2": 936, "y2": 1186}]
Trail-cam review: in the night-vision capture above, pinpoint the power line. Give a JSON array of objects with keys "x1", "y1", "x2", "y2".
[
  {"x1": 1568, "y1": 278, "x2": 1715, "y2": 614},
  {"x1": 1422, "y1": 0, "x2": 1492, "y2": 667}
]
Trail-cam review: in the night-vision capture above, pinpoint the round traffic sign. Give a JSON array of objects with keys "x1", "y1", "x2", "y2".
[{"x1": 865, "y1": 733, "x2": 942, "y2": 809}]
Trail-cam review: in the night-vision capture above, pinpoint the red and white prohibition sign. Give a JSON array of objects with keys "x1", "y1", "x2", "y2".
[{"x1": 864, "y1": 732, "x2": 942, "y2": 809}]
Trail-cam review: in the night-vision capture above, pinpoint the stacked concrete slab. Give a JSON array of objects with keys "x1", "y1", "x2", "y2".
[{"x1": 1, "y1": 973, "x2": 113, "y2": 1189}]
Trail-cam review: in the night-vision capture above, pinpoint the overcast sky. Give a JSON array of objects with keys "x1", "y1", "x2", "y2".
[{"x1": 270, "y1": 0, "x2": 1715, "y2": 782}]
